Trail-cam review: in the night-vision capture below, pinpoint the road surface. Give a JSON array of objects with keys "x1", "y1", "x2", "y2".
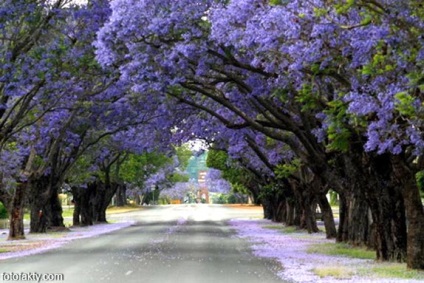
[{"x1": 1, "y1": 205, "x2": 287, "y2": 283}]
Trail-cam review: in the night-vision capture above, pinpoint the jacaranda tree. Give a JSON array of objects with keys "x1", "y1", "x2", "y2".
[{"x1": 95, "y1": 0, "x2": 424, "y2": 268}]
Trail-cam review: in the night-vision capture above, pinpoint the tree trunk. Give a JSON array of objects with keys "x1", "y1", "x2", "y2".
[
  {"x1": 49, "y1": 188, "x2": 64, "y2": 227},
  {"x1": 72, "y1": 200, "x2": 80, "y2": 226},
  {"x1": 284, "y1": 199, "x2": 297, "y2": 226},
  {"x1": 78, "y1": 184, "x2": 94, "y2": 226},
  {"x1": 337, "y1": 191, "x2": 372, "y2": 246},
  {"x1": 364, "y1": 154, "x2": 407, "y2": 262},
  {"x1": 115, "y1": 184, "x2": 127, "y2": 207},
  {"x1": 366, "y1": 183, "x2": 407, "y2": 262},
  {"x1": 8, "y1": 182, "x2": 26, "y2": 240},
  {"x1": 262, "y1": 199, "x2": 272, "y2": 220},
  {"x1": 392, "y1": 155, "x2": 424, "y2": 269},
  {"x1": 90, "y1": 180, "x2": 119, "y2": 223},
  {"x1": 301, "y1": 194, "x2": 319, "y2": 233},
  {"x1": 29, "y1": 176, "x2": 49, "y2": 233},
  {"x1": 29, "y1": 175, "x2": 64, "y2": 233},
  {"x1": 71, "y1": 186, "x2": 81, "y2": 226},
  {"x1": 292, "y1": 182, "x2": 319, "y2": 233},
  {"x1": 317, "y1": 193, "x2": 337, "y2": 239}
]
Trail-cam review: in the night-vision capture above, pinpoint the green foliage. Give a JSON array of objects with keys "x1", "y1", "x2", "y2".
[
  {"x1": 269, "y1": 0, "x2": 283, "y2": 5},
  {"x1": 206, "y1": 149, "x2": 228, "y2": 171},
  {"x1": 175, "y1": 144, "x2": 193, "y2": 171},
  {"x1": 231, "y1": 182, "x2": 249, "y2": 195},
  {"x1": 314, "y1": 7, "x2": 328, "y2": 17},
  {"x1": 67, "y1": 155, "x2": 94, "y2": 185},
  {"x1": 168, "y1": 172, "x2": 189, "y2": 183},
  {"x1": 329, "y1": 190, "x2": 339, "y2": 205},
  {"x1": 327, "y1": 126, "x2": 351, "y2": 152},
  {"x1": 296, "y1": 83, "x2": 320, "y2": 111},
  {"x1": 259, "y1": 183, "x2": 284, "y2": 201},
  {"x1": 119, "y1": 152, "x2": 172, "y2": 186},
  {"x1": 158, "y1": 197, "x2": 170, "y2": 205},
  {"x1": 207, "y1": 149, "x2": 251, "y2": 189},
  {"x1": 211, "y1": 193, "x2": 242, "y2": 204},
  {"x1": 334, "y1": 0, "x2": 355, "y2": 15},
  {"x1": 271, "y1": 88, "x2": 289, "y2": 101},
  {"x1": 212, "y1": 194, "x2": 227, "y2": 204},
  {"x1": 269, "y1": 0, "x2": 291, "y2": 6},
  {"x1": 0, "y1": 202, "x2": 7, "y2": 219},
  {"x1": 324, "y1": 99, "x2": 352, "y2": 152},
  {"x1": 274, "y1": 159, "x2": 301, "y2": 179},
  {"x1": 395, "y1": 92, "x2": 416, "y2": 116},
  {"x1": 143, "y1": 188, "x2": 161, "y2": 204}
]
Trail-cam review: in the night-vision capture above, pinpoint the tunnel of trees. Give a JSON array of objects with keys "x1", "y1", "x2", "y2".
[{"x1": 0, "y1": 0, "x2": 424, "y2": 270}]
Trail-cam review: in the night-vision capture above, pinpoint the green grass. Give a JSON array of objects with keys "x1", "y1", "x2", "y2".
[
  {"x1": 313, "y1": 266, "x2": 354, "y2": 279},
  {"x1": 263, "y1": 225, "x2": 300, "y2": 233},
  {"x1": 364, "y1": 263, "x2": 424, "y2": 280},
  {"x1": 307, "y1": 242, "x2": 376, "y2": 260},
  {"x1": 23, "y1": 209, "x2": 73, "y2": 220},
  {"x1": 0, "y1": 248, "x2": 9, "y2": 253},
  {"x1": 22, "y1": 205, "x2": 141, "y2": 222}
]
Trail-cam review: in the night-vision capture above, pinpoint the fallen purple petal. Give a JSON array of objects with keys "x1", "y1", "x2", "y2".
[{"x1": 229, "y1": 218, "x2": 422, "y2": 283}]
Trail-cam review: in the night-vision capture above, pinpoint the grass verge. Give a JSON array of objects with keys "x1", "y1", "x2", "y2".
[
  {"x1": 106, "y1": 205, "x2": 143, "y2": 214},
  {"x1": 263, "y1": 225, "x2": 300, "y2": 234},
  {"x1": 308, "y1": 242, "x2": 424, "y2": 281},
  {"x1": 22, "y1": 205, "x2": 142, "y2": 221},
  {"x1": 361, "y1": 263, "x2": 424, "y2": 280},
  {"x1": 313, "y1": 266, "x2": 354, "y2": 279},
  {"x1": 307, "y1": 242, "x2": 375, "y2": 260}
]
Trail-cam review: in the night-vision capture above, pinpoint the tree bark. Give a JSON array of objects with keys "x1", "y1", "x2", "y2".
[
  {"x1": 392, "y1": 155, "x2": 424, "y2": 269},
  {"x1": 115, "y1": 183, "x2": 127, "y2": 207},
  {"x1": 262, "y1": 199, "x2": 272, "y2": 220},
  {"x1": 29, "y1": 175, "x2": 64, "y2": 233},
  {"x1": 317, "y1": 193, "x2": 337, "y2": 239},
  {"x1": 8, "y1": 182, "x2": 26, "y2": 240},
  {"x1": 89, "y1": 180, "x2": 119, "y2": 223},
  {"x1": 76, "y1": 184, "x2": 95, "y2": 226},
  {"x1": 364, "y1": 154, "x2": 407, "y2": 262},
  {"x1": 284, "y1": 199, "x2": 297, "y2": 226},
  {"x1": 337, "y1": 191, "x2": 372, "y2": 246},
  {"x1": 292, "y1": 182, "x2": 319, "y2": 233}
]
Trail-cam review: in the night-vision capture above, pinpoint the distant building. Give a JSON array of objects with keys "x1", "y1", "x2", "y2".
[
  {"x1": 186, "y1": 151, "x2": 209, "y2": 203},
  {"x1": 198, "y1": 170, "x2": 209, "y2": 203}
]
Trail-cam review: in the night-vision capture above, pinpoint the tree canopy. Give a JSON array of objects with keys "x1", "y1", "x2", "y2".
[{"x1": 1, "y1": 0, "x2": 424, "y2": 270}]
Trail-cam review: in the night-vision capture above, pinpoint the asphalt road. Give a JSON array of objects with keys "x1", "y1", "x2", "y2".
[{"x1": 1, "y1": 205, "x2": 287, "y2": 283}]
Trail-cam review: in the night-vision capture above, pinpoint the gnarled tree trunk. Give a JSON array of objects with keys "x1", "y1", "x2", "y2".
[
  {"x1": 363, "y1": 154, "x2": 407, "y2": 262},
  {"x1": 71, "y1": 185, "x2": 94, "y2": 226},
  {"x1": 8, "y1": 182, "x2": 26, "y2": 240},
  {"x1": 29, "y1": 175, "x2": 64, "y2": 233},
  {"x1": 392, "y1": 155, "x2": 424, "y2": 269},
  {"x1": 337, "y1": 191, "x2": 372, "y2": 246}
]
